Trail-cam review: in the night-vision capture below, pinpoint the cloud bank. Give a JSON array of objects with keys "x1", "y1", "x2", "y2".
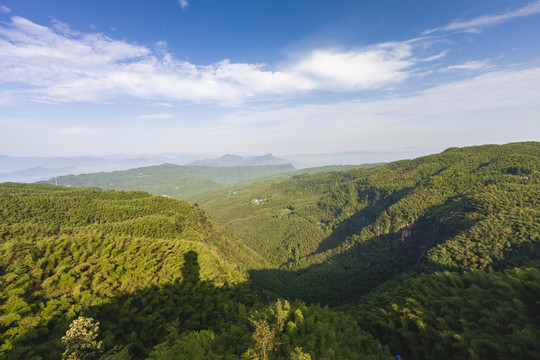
[
  {"x1": 0, "y1": 16, "x2": 414, "y2": 106},
  {"x1": 218, "y1": 67, "x2": 540, "y2": 153},
  {"x1": 223, "y1": 67, "x2": 540, "y2": 127}
]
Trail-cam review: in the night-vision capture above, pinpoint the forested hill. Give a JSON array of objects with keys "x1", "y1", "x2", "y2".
[
  {"x1": 44, "y1": 163, "x2": 380, "y2": 201},
  {"x1": 197, "y1": 141, "x2": 540, "y2": 304},
  {"x1": 0, "y1": 183, "x2": 391, "y2": 359},
  {"x1": 45, "y1": 163, "x2": 296, "y2": 200},
  {"x1": 0, "y1": 183, "x2": 247, "y2": 358},
  {"x1": 1, "y1": 142, "x2": 539, "y2": 359},
  {"x1": 192, "y1": 141, "x2": 540, "y2": 358}
]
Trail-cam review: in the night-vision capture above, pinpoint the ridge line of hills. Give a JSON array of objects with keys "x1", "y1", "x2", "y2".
[
  {"x1": 188, "y1": 153, "x2": 291, "y2": 167},
  {"x1": 0, "y1": 150, "x2": 399, "y2": 183},
  {"x1": 0, "y1": 153, "x2": 292, "y2": 183},
  {"x1": 42, "y1": 162, "x2": 381, "y2": 201}
]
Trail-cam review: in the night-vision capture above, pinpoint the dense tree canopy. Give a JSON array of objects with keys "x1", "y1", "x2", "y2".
[
  {"x1": 1, "y1": 142, "x2": 539, "y2": 359},
  {"x1": 0, "y1": 183, "x2": 388, "y2": 359},
  {"x1": 198, "y1": 142, "x2": 540, "y2": 305}
]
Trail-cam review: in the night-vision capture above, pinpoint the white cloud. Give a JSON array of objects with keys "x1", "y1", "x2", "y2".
[
  {"x1": 0, "y1": 16, "x2": 415, "y2": 106},
  {"x1": 136, "y1": 113, "x2": 174, "y2": 120},
  {"x1": 218, "y1": 67, "x2": 540, "y2": 153},
  {"x1": 58, "y1": 127, "x2": 99, "y2": 135},
  {"x1": 420, "y1": 50, "x2": 448, "y2": 62},
  {"x1": 292, "y1": 43, "x2": 413, "y2": 91},
  {"x1": 0, "y1": 4, "x2": 10, "y2": 13},
  {"x1": 423, "y1": 0, "x2": 540, "y2": 34},
  {"x1": 178, "y1": 0, "x2": 189, "y2": 10},
  {"x1": 441, "y1": 60, "x2": 492, "y2": 72},
  {"x1": 223, "y1": 67, "x2": 540, "y2": 126},
  {"x1": 51, "y1": 18, "x2": 80, "y2": 36}
]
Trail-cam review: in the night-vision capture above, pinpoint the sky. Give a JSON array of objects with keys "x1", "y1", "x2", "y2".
[{"x1": 0, "y1": 0, "x2": 539, "y2": 159}]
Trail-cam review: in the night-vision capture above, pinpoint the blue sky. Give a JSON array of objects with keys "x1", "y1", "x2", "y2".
[{"x1": 0, "y1": 0, "x2": 539, "y2": 159}]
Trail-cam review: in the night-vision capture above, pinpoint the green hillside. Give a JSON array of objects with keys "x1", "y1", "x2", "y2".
[
  {"x1": 45, "y1": 163, "x2": 296, "y2": 200},
  {"x1": 355, "y1": 268, "x2": 540, "y2": 360},
  {"x1": 197, "y1": 142, "x2": 540, "y2": 305},
  {"x1": 227, "y1": 164, "x2": 384, "y2": 186},
  {"x1": 2, "y1": 142, "x2": 539, "y2": 360},
  {"x1": 44, "y1": 163, "x2": 380, "y2": 201},
  {"x1": 0, "y1": 183, "x2": 390, "y2": 360}
]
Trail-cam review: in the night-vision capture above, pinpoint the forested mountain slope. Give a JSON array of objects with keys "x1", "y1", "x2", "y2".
[
  {"x1": 197, "y1": 142, "x2": 540, "y2": 304},
  {"x1": 44, "y1": 163, "x2": 379, "y2": 202},
  {"x1": 356, "y1": 268, "x2": 540, "y2": 360},
  {"x1": 0, "y1": 183, "x2": 390, "y2": 360},
  {"x1": 1, "y1": 142, "x2": 539, "y2": 359}
]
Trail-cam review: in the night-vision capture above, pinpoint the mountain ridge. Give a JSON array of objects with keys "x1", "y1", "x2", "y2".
[
  {"x1": 189, "y1": 153, "x2": 291, "y2": 167},
  {"x1": 43, "y1": 163, "x2": 297, "y2": 199}
]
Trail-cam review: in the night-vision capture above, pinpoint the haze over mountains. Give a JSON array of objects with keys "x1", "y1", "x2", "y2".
[
  {"x1": 44, "y1": 163, "x2": 297, "y2": 200},
  {"x1": 43, "y1": 162, "x2": 380, "y2": 201},
  {"x1": 0, "y1": 152, "x2": 397, "y2": 183},
  {"x1": 0, "y1": 154, "x2": 204, "y2": 183},
  {"x1": 189, "y1": 154, "x2": 290, "y2": 167}
]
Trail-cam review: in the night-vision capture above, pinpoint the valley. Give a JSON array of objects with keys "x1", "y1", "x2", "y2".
[{"x1": 0, "y1": 142, "x2": 539, "y2": 359}]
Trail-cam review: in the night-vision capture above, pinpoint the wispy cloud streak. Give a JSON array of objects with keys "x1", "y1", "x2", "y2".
[
  {"x1": 441, "y1": 60, "x2": 492, "y2": 72},
  {"x1": 423, "y1": 0, "x2": 540, "y2": 34}
]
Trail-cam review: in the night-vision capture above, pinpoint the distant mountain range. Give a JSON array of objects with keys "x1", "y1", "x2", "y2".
[
  {"x1": 0, "y1": 154, "x2": 207, "y2": 183},
  {"x1": 43, "y1": 162, "x2": 380, "y2": 201},
  {"x1": 0, "y1": 153, "x2": 291, "y2": 183},
  {"x1": 0, "y1": 166, "x2": 79, "y2": 183},
  {"x1": 281, "y1": 148, "x2": 442, "y2": 168},
  {"x1": 44, "y1": 163, "x2": 297, "y2": 200},
  {"x1": 0, "y1": 151, "x2": 396, "y2": 183},
  {"x1": 188, "y1": 153, "x2": 290, "y2": 167}
]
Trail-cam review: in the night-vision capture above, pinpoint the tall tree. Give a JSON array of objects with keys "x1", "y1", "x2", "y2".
[{"x1": 249, "y1": 316, "x2": 276, "y2": 360}]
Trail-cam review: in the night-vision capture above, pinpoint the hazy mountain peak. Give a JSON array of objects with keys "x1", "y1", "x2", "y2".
[{"x1": 189, "y1": 153, "x2": 291, "y2": 167}]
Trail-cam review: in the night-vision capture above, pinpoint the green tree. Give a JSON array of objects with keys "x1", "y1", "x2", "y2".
[
  {"x1": 290, "y1": 347, "x2": 311, "y2": 360},
  {"x1": 147, "y1": 330, "x2": 219, "y2": 360},
  {"x1": 249, "y1": 315, "x2": 276, "y2": 360},
  {"x1": 62, "y1": 316, "x2": 102, "y2": 360}
]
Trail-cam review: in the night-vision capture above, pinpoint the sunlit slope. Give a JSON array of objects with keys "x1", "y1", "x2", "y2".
[
  {"x1": 0, "y1": 183, "x2": 254, "y2": 354},
  {"x1": 0, "y1": 183, "x2": 262, "y2": 282},
  {"x1": 225, "y1": 163, "x2": 383, "y2": 186},
  {"x1": 0, "y1": 183, "x2": 390, "y2": 360},
  {"x1": 197, "y1": 142, "x2": 540, "y2": 304}
]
